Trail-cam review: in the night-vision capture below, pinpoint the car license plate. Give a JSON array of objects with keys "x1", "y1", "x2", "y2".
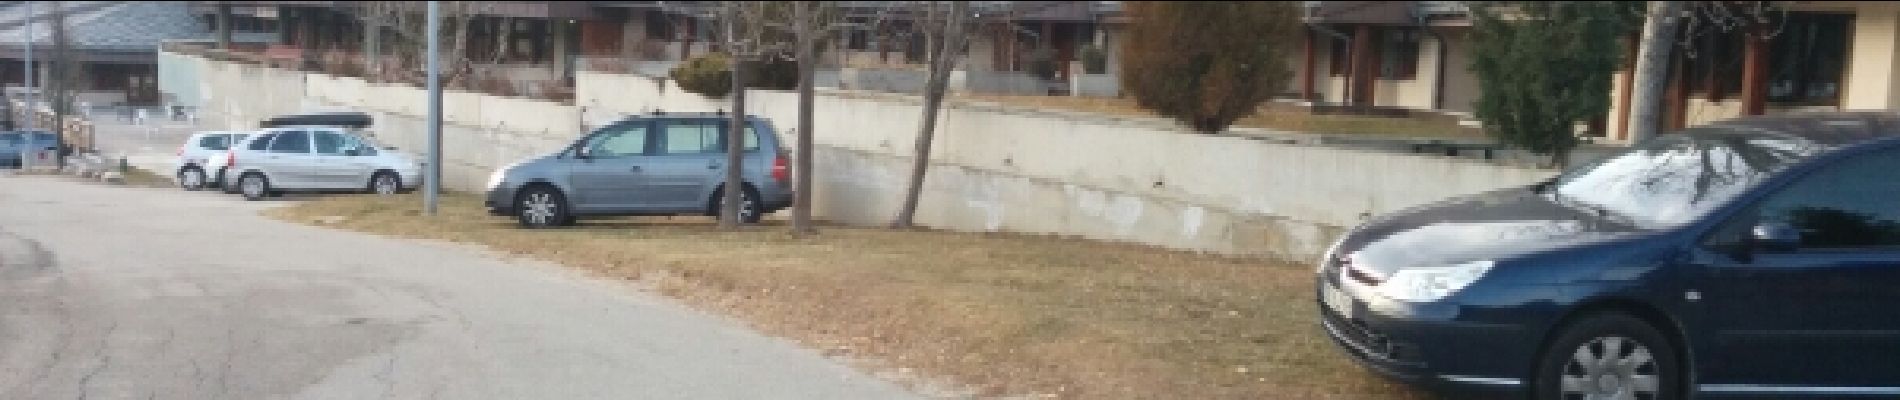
[{"x1": 1322, "y1": 283, "x2": 1354, "y2": 320}]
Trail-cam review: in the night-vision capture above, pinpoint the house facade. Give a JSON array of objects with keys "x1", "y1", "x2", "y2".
[
  {"x1": 1603, "y1": 1, "x2": 1883, "y2": 142},
  {"x1": 1292, "y1": 1, "x2": 1482, "y2": 122}
]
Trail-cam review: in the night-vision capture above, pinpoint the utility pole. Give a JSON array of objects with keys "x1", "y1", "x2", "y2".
[
  {"x1": 1625, "y1": 1, "x2": 1685, "y2": 144},
  {"x1": 21, "y1": 0, "x2": 32, "y2": 132},
  {"x1": 424, "y1": 1, "x2": 443, "y2": 215}
]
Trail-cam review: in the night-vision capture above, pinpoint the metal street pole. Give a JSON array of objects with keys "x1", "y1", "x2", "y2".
[
  {"x1": 21, "y1": 0, "x2": 33, "y2": 131},
  {"x1": 424, "y1": 1, "x2": 442, "y2": 215}
]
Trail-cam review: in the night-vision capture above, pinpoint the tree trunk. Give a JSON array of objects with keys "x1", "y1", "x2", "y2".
[
  {"x1": 892, "y1": 1, "x2": 968, "y2": 229},
  {"x1": 1626, "y1": 1, "x2": 1685, "y2": 144},
  {"x1": 719, "y1": 4, "x2": 747, "y2": 230},
  {"x1": 792, "y1": 2, "x2": 818, "y2": 236},
  {"x1": 49, "y1": 0, "x2": 68, "y2": 165}
]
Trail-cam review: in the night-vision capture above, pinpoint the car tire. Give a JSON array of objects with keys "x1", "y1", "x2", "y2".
[
  {"x1": 712, "y1": 186, "x2": 763, "y2": 224},
  {"x1": 1533, "y1": 313, "x2": 1681, "y2": 400},
  {"x1": 515, "y1": 186, "x2": 569, "y2": 229},
  {"x1": 219, "y1": 169, "x2": 241, "y2": 194},
  {"x1": 238, "y1": 173, "x2": 271, "y2": 202},
  {"x1": 368, "y1": 171, "x2": 401, "y2": 195},
  {"x1": 178, "y1": 167, "x2": 206, "y2": 191}
]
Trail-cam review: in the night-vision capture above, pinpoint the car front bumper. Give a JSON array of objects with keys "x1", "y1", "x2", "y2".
[
  {"x1": 484, "y1": 184, "x2": 518, "y2": 216},
  {"x1": 1316, "y1": 279, "x2": 1532, "y2": 396}
]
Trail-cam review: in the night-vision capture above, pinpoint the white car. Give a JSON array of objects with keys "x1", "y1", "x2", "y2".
[
  {"x1": 172, "y1": 131, "x2": 247, "y2": 190},
  {"x1": 171, "y1": 131, "x2": 253, "y2": 191},
  {"x1": 224, "y1": 126, "x2": 421, "y2": 201}
]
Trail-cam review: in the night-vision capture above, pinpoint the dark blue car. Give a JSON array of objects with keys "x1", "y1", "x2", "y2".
[
  {"x1": 0, "y1": 131, "x2": 58, "y2": 168},
  {"x1": 1318, "y1": 113, "x2": 1900, "y2": 399}
]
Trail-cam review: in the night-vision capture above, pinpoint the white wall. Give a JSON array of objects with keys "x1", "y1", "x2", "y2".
[{"x1": 170, "y1": 52, "x2": 1556, "y2": 260}]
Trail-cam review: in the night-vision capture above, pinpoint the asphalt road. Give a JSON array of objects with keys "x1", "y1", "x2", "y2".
[{"x1": 0, "y1": 174, "x2": 922, "y2": 399}]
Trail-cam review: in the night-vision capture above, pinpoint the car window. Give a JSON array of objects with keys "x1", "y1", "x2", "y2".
[
  {"x1": 267, "y1": 131, "x2": 310, "y2": 153},
  {"x1": 198, "y1": 134, "x2": 230, "y2": 151},
  {"x1": 1551, "y1": 131, "x2": 1823, "y2": 228},
  {"x1": 0, "y1": 133, "x2": 17, "y2": 146},
  {"x1": 247, "y1": 133, "x2": 274, "y2": 151},
  {"x1": 660, "y1": 120, "x2": 761, "y2": 155},
  {"x1": 313, "y1": 132, "x2": 346, "y2": 155},
  {"x1": 339, "y1": 133, "x2": 378, "y2": 156},
  {"x1": 583, "y1": 122, "x2": 649, "y2": 158},
  {"x1": 1753, "y1": 147, "x2": 1900, "y2": 249}
]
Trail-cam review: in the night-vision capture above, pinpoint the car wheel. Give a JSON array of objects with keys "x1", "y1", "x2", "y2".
[
  {"x1": 713, "y1": 186, "x2": 763, "y2": 224},
  {"x1": 368, "y1": 172, "x2": 401, "y2": 195},
  {"x1": 516, "y1": 186, "x2": 569, "y2": 229},
  {"x1": 239, "y1": 173, "x2": 270, "y2": 202},
  {"x1": 1533, "y1": 313, "x2": 1680, "y2": 400},
  {"x1": 178, "y1": 167, "x2": 206, "y2": 191},
  {"x1": 219, "y1": 169, "x2": 241, "y2": 194}
]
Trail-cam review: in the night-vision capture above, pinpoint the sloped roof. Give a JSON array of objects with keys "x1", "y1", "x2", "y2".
[{"x1": 0, "y1": 1, "x2": 216, "y2": 52}]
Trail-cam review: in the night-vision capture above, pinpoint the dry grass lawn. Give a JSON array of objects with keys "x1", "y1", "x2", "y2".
[
  {"x1": 956, "y1": 94, "x2": 1484, "y2": 139},
  {"x1": 267, "y1": 193, "x2": 1439, "y2": 400}
]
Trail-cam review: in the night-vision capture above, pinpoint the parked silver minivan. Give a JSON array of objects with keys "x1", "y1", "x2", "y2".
[{"x1": 484, "y1": 113, "x2": 793, "y2": 228}]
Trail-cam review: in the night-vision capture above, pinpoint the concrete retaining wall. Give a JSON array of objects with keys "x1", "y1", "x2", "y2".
[{"x1": 167, "y1": 52, "x2": 1558, "y2": 260}]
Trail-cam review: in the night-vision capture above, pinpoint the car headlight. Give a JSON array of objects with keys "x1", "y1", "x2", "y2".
[
  {"x1": 486, "y1": 168, "x2": 508, "y2": 189},
  {"x1": 1377, "y1": 260, "x2": 1494, "y2": 302}
]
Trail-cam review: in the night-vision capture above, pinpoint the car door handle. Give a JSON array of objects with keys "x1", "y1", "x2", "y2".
[
  {"x1": 629, "y1": 165, "x2": 642, "y2": 172},
  {"x1": 707, "y1": 163, "x2": 721, "y2": 170}
]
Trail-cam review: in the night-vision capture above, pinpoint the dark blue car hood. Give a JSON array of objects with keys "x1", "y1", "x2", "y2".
[{"x1": 1334, "y1": 186, "x2": 1651, "y2": 277}]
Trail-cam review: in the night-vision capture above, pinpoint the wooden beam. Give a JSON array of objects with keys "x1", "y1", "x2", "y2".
[
  {"x1": 1616, "y1": 33, "x2": 1637, "y2": 141},
  {"x1": 1351, "y1": 25, "x2": 1376, "y2": 107},
  {"x1": 1666, "y1": 49, "x2": 1688, "y2": 131},
  {"x1": 1301, "y1": 27, "x2": 1316, "y2": 100},
  {"x1": 1740, "y1": 23, "x2": 1768, "y2": 116}
]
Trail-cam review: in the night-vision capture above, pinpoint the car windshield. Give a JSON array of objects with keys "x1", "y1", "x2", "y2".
[{"x1": 1549, "y1": 130, "x2": 1825, "y2": 228}]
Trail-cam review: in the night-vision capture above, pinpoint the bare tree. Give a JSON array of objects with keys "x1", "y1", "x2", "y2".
[
  {"x1": 1625, "y1": 1, "x2": 1685, "y2": 144},
  {"x1": 714, "y1": 1, "x2": 786, "y2": 229},
  {"x1": 46, "y1": 0, "x2": 80, "y2": 162},
  {"x1": 890, "y1": 1, "x2": 972, "y2": 229},
  {"x1": 774, "y1": 1, "x2": 860, "y2": 236},
  {"x1": 353, "y1": 2, "x2": 490, "y2": 86},
  {"x1": 1625, "y1": 1, "x2": 1786, "y2": 143}
]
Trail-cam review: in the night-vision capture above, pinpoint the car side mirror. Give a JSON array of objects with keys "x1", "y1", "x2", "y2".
[
  {"x1": 1751, "y1": 221, "x2": 1802, "y2": 253},
  {"x1": 343, "y1": 148, "x2": 362, "y2": 156}
]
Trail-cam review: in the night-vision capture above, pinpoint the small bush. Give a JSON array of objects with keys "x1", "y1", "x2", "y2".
[
  {"x1": 668, "y1": 53, "x2": 801, "y2": 98},
  {"x1": 1080, "y1": 45, "x2": 1107, "y2": 75},
  {"x1": 670, "y1": 53, "x2": 734, "y2": 98},
  {"x1": 1026, "y1": 48, "x2": 1058, "y2": 80},
  {"x1": 1121, "y1": 2, "x2": 1301, "y2": 133}
]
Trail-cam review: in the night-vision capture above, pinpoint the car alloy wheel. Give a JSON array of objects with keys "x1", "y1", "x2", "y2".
[
  {"x1": 1559, "y1": 335, "x2": 1661, "y2": 400},
  {"x1": 372, "y1": 174, "x2": 399, "y2": 195},
  {"x1": 520, "y1": 192, "x2": 560, "y2": 227},
  {"x1": 179, "y1": 168, "x2": 205, "y2": 191},
  {"x1": 716, "y1": 189, "x2": 760, "y2": 223},
  {"x1": 241, "y1": 175, "x2": 267, "y2": 201}
]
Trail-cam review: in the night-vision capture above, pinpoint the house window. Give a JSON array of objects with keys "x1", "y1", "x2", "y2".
[
  {"x1": 1380, "y1": 28, "x2": 1419, "y2": 80},
  {"x1": 847, "y1": 29, "x2": 870, "y2": 51},
  {"x1": 1767, "y1": 12, "x2": 1851, "y2": 106},
  {"x1": 1686, "y1": 28, "x2": 1745, "y2": 101},
  {"x1": 1328, "y1": 35, "x2": 1350, "y2": 77}
]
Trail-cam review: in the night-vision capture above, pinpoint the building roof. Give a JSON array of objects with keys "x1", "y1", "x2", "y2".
[{"x1": 0, "y1": 1, "x2": 230, "y2": 62}]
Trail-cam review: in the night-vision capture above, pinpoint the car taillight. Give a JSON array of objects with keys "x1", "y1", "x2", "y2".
[
  {"x1": 225, "y1": 150, "x2": 236, "y2": 167},
  {"x1": 772, "y1": 151, "x2": 790, "y2": 182},
  {"x1": 176, "y1": 147, "x2": 184, "y2": 157}
]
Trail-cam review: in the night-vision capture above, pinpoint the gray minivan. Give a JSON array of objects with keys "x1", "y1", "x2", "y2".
[{"x1": 484, "y1": 113, "x2": 793, "y2": 228}]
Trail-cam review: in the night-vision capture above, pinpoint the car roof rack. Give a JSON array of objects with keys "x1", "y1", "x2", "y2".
[{"x1": 260, "y1": 112, "x2": 373, "y2": 129}]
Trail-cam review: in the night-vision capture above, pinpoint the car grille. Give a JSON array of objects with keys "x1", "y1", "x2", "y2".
[{"x1": 1321, "y1": 303, "x2": 1409, "y2": 363}]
